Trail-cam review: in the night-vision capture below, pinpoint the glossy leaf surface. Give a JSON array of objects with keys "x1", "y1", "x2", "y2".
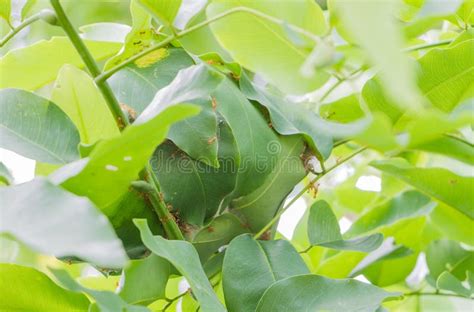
[
  {"x1": 0, "y1": 179, "x2": 127, "y2": 268},
  {"x1": 0, "y1": 88, "x2": 80, "y2": 164}
]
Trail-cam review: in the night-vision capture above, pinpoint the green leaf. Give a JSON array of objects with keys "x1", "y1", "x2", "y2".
[
  {"x1": 50, "y1": 269, "x2": 149, "y2": 312},
  {"x1": 109, "y1": 47, "x2": 194, "y2": 114},
  {"x1": 211, "y1": 75, "x2": 279, "y2": 197},
  {"x1": 230, "y1": 135, "x2": 306, "y2": 232},
  {"x1": 207, "y1": 0, "x2": 329, "y2": 94},
  {"x1": 320, "y1": 94, "x2": 365, "y2": 123},
  {"x1": 363, "y1": 39, "x2": 474, "y2": 124},
  {"x1": 0, "y1": 161, "x2": 13, "y2": 185},
  {"x1": 0, "y1": 178, "x2": 127, "y2": 268},
  {"x1": 51, "y1": 65, "x2": 119, "y2": 145},
  {"x1": 0, "y1": 0, "x2": 11, "y2": 24},
  {"x1": 137, "y1": 0, "x2": 182, "y2": 27},
  {"x1": 138, "y1": 63, "x2": 222, "y2": 167},
  {"x1": 0, "y1": 88, "x2": 80, "y2": 164},
  {"x1": 426, "y1": 239, "x2": 473, "y2": 280},
  {"x1": 105, "y1": 0, "x2": 159, "y2": 70},
  {"x1": 222, "y1": 234, "x2": 309, "y2": 312},
  {"x1": 416, "y1": 136, "x2": 474, "y2": 165},
  {"x1": 62, "y1": 104, "x2": 200, "y2": 209},
  {"x1": 119, "y1": 255, "x2": 170, "y2": 304},
  {"x1": 308, "y1": 200, "x2": 383, "y2": 252},
  {"x1": 134, "y1": 219, "x2": 226, "y2": 312},
  {"x1": 152, "y1": 120, "x2": 238, "y2": 226},
  {"x1": 21, "y1": 0, "x2": 37, "y2": 20},
  {"x1": 0, "y1": 264, "x2": 90, "y2": 311},
  {"x1": 255, "y1": 274, "x2": 399, "y2": 312},
  {"x1": 240, "y1": 74, "x2": 332, "y2": 159},
  {"x1": 316, "y1": 251, "x2": 367, "y2": 279},
  {"x1": 193, "y1": 213, "x2": 249, "y2": 262},
  {"x1": 308, "y1": 200, "x2": 343, "y2": 244},
  {"x1": 418, "y1": 39, "x2": 474, "y2": 112},
  {"x1": 0, "y1": 37, "x2": 122, "y2": 90},
  {"x1": 331, "y1": 0, "x2": 422, "y2": 110},
  {"x1": 351, "y1": 246, "x2": 418, "y2": 287},
  {"x1": 348, "y1": 191, "x2": 435, "y2": 236},
  {"x1": 437, "y1": 271, "x2": 472, "y2": 297},
  {"x1": 371, "y1": 158, "x2": 474, "y2": 219},
  {"x1": 430, "y1": 202, "x2": 474, "y2": 245}
]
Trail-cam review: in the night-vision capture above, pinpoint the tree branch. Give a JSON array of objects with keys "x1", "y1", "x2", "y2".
[
  {"x1": 95, "y1": 6, "x2": 319, "y2": 83},
  {"x1": 50, "y1": 0, "x2": 184, "y2": 240},
  {"x1": 50, "y1": 0, "x2": 129, "y2": 130}
]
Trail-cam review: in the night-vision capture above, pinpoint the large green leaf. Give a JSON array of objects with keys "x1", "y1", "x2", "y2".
[
  {"x1": 62, "y1": 104, "x2": 199, "y2": 209},
  {"x1": 307, "y1": 201, "x2": 383, "y2": 252},
  {"x1": 426, "y1": 239, "x2": 473, "y2": 280},
  {"x1": 351, "y1": 246, "x2": 418, "y2": 287},
  {"x1": 51, "y1": 269, "x2": 149, "y2": 312},
  {"x1": 134, "y1": 219, "x2": 226, "y2": 312},
  {"x1": 109, "y1": 48, "x2": 194, "y2": 114},
  {"x1": 51, "y1": 65, "x2": 119, "y2": 145},
  {"x1": 347, "y1": 191, "x2": 435, "y2": 236},
  {"x1": 255, "y1": 274, "x2": 398, "y2": 312},
  {"x1": 207, "y1": 0, "x2": 329, "y2": 94},
  {"x1": 138, "y1": 64, "x2": 222, "y2": 167},
  {"x1": 137, "y1": 0, "x2": 182, "y2": 27},
  {"x1": 222, "y1": 234, "x2": 309, "y2": 312},
  {"x1": 230, "y1": 135, "x2": 306, "y2": 232},
  {"x1": 211, "y1": 76, "x2": 279, "y2": 197},
  {"x1": 363, "y1": 39, "x2": 474, "y2": 123},
  {"x1": 119, "y1": 255, "x2": 170, "y2": 304},
  {"x1": 331, "y1": 0, "x2": 422, "y2": 109},
  {"x1": 152, "y1": 120, "x2": 238, "y2": 226},
  {"x1": 0, "y1": 37, "x2": 122, "y2": 90},
  {"x1": 430, "y1": 202, "x2": 474, "y2": 245},
  {"x1": 0, "y1": 88, "x2": 80, "y2": 163},
  {"x1": 371, "y1": 158, "x2": 474, "y2": 219},
  {"x1": 418, "y1": 39, "x2": 474, "y2": 112},
  {"x1": 416, "y1": 136, "x2": 474, "y2": 165},
  {"x1": 0, "y1": 264, "x2": 90, "y2": 311},
  {"x1": 0, "y1": 179, "x2": 127, "y2": 268}
]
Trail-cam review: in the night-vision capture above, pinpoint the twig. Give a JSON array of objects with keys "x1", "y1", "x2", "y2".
[
  {"x1": 0, "y1": 12, "x2": 43, "y2": 47},
  {"x1": 253, "y1": 146, "x2": 367, "y2": 239},
  {"x1": 95, "y1": 6, "x2": 319, "y2": 83}
]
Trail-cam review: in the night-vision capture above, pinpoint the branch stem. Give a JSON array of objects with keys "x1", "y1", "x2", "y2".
[
  {"x1": 96, "y1": 6, "x2": 318, "y2": 83},
  {"x1": 404, "y1": 291, "x2": 472, "y2": 299},
  {"x1": 0, "y1": 13, "x2": 43, "y2": 47},
  {"x1": 50, "y1": 0, "x2": 129, "y2": 130},
  {"x1": 403, "y1": 39, "x2": 452, "y2": 52},
  {"x1": 50, "y1": 0, "x2": 184, "y2": 240},
  {"x1": 254, "y1": 146, "x2": 367, "y2": 239}
]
